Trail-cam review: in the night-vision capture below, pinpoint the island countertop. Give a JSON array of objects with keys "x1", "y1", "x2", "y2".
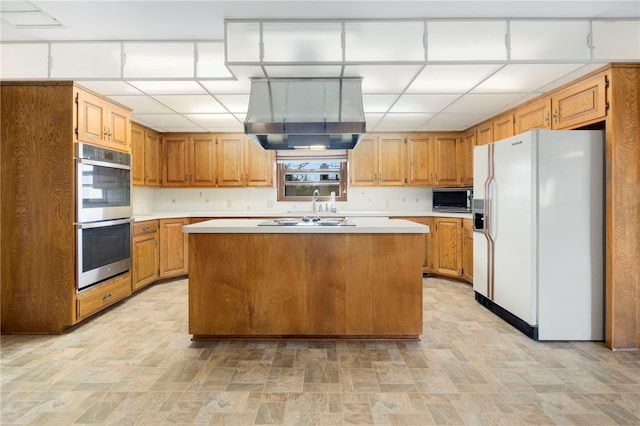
[{"x1": 182, "y1": 217, "x2": 430, "y2": 234}]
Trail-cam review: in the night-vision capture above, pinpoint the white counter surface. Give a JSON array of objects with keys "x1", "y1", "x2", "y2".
[
  {"x1": 183, "y1": 218, "x2": 430, "y2": 234},
  {"x1": 134, "y1": 210, "x2": 471, "y2": 222}
]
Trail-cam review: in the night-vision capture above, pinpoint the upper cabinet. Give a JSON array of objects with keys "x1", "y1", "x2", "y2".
[
  {"x1": 349, "y1": 135, "x2": 406, "y2": 186},
  {"x1": 131, "y1": 122, "x2": 160, "y2": 187},
  {"x1": 493, "y1": 112, "x2": 515, "y2": 142},
  {"x1": 76, "y1": 88, "x2": 131, "y2": 152},
  {"x1": 458, "y1": 130, "x2": 474, "y2": 187},
  {"x1": 551, "y1": 71, "x2": 608, "y2": 129},
  {"x1": 161, "y1": 133, "x2": 274, "y2": 188},
  {"x1": 515, "y1": 97, "x2": 552, "y2": 134}
]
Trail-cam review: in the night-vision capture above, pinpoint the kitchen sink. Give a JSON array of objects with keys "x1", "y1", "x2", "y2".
[{"x1": 258, "y1": 217, "x2": 355, "y2": 227}]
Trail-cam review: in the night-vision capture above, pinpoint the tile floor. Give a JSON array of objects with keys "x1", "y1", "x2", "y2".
[{"x1": 1, "y1": 277, "x2": 639, "y2": 425}]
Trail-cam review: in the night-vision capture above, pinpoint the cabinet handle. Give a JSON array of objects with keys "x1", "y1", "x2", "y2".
[
  {"x1": 545, "y1": 112, "x2": 550, "y2": 127},
  {"x1": 102, "y1": 292, "x2": 112, "y2": 302},
  {"x1": 553, "y1": 109, "x2": 558, "y2": 124},
  {"x1": 103, "y1": 127, "x2": 108, "y2": 139},
  {"x1": 142, "y1": 226, "x2": 150, "y2": 232}
]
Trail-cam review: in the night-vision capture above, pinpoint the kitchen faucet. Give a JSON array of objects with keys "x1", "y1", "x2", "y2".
[{"x1": 312, "y1": 189, "x2": 320, "y2": 213}]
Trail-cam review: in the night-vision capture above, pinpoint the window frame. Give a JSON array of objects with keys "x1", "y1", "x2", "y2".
[{"x1": 276, "y1": 161, "x2": 348, "y2": 202}]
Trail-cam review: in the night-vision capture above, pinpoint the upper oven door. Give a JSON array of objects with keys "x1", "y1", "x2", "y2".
[{"x1": 77, "y1": 158, "x2": 132, "y2": 222}]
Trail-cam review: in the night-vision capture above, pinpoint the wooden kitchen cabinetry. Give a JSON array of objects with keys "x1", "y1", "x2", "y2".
[
  {"x1": 76, "y1": 87, "x2": 131, "y2": 152},
  {"x1": 476, "y1": 122, "x2": 493, "y2": 146},
  {"x1": 131, "y1": 122, "x2": 161, "y2": 186},
  {"x1": 1, "y1": 81, "x2": 133, "y2": 334},
  {"x1": 407, "y1": 133, "x2": 470, "y2": 187},
  {"x1": 551, "y1": 71, "x2": 608, "y2": 129},
  {"x1": 349, "y1": 135, "x2": 406, "y2": 186},
  {"x1": 244, "y1": 138, "x2": 275, "y2": 187},
  {"x1": 132, "y1": 220, "x2": 159, "y2": 292},
  {"x1": 493, "y1": 112, "x2": 515, "y2": 142},
  {"x1": 515, "y1": 97, "x2": 551, "y2": 133},
  {"x1": 401, "y1": 217, "x2": 433, "y2": 273},
  {"x1": 459, "y1": 130, "x2": 475, "y2": 186},
  {"x1": 76, "y1": 272, "x2": 132, "y2": 321},
  {"x1": 432, "y1": 217, "x2": 463, "y2": 278},
  {"x1": 162, "y1": 133, "x2": 271, "y2": 188},
  {"x1": 462, "y1": 218, "x2": 474, "y2": 283},
  {"x1": 159, "y1": 218, "x2": 189, "y2": 278}
]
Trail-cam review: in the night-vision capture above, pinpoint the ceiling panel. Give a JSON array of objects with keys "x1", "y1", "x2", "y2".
[
  {"x1": 108, "y1": 95, "x2": 175, "y2": 114},
  {"x1": 362, "y1": 94, "x2": 400, "y2": 113},
  {"x1": 390, "y1": 94, "x2": 461, "y2": 113},
  {"x1": 127, "y1": 81, "x2": 208, "y2": 95},
  {"x1": 343, "y1": 65, "x2": 423, "y2": 93},
  {"x1": 77, "y1": 81, "x2": 142, "y2": 96},
  {"x1": 471, "y1": 63, "x2": 587, "y2": 93},
  {"x1": 373, "y1": 113, "x2": 434, "y2": 131},
  {"x1": 132, "y1": 113, "x2": 204, "y2": 132},
  {"x1": 213, "y1": 94, "x2": 250, "y2": 113},
  {"x1": 153, "y1": 95, "x2": 226, "y2": 114},
  {"x1": 443, "y1": 93, "x2": 528, "y2": 114},
  {"x1": 185, "y1": 114, "x2": 243, "y2": 131},
  {"x1": 406, "y1": 64, "x2": 503, "y2": 93},
  {"x1": 417, "y1": 113, "x2": 490, "y2": 131}
]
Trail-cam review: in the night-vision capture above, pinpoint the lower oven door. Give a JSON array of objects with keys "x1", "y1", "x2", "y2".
[{"x1": 76, "y1": 218, "x2": 133, "y2": 291}]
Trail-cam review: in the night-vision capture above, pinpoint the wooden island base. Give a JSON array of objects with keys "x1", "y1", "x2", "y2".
[{"x1": 188, "y1": 232, "x2": 424, "y2": 340}]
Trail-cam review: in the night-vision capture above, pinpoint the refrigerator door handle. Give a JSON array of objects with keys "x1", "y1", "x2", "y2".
[{"x1": 484, "y1": 143, "x2": 496, "y2": 300}]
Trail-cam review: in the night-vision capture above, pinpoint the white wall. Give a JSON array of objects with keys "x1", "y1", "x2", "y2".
[{"x1": 133, "y1": 186, "x2": 433, "y2": 214}]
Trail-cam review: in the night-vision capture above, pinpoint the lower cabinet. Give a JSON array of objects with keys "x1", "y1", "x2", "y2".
[
  {"x1": 132, "y1": 220, "x2": 159, "y2": 291},
  {"x1": 433, "y1": 217, "x2": 463, "y2": 278},
  {"x1": 75, "y1": 272, "x2": 132, "y2": 321},
  {"x1": 159, "y1": 218, "x2": 189, "y2": 278},
  {"x1": 462, "y1": 219, "x2": 474, "y2": 283},
  {"x1": 404, "y1": 216, "x2": 472, "y2": 283}
]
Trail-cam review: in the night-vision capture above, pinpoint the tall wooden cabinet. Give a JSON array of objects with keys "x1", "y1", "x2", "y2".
[{"x1": 1, "y1": 81, "x2": 132, "y2": 334}]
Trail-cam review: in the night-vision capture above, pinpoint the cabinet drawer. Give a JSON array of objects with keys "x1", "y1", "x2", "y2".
[
  {"x1": 133, "y1": 220, "x2": 158, "y2": 236},
  {"x1": 76, "y1": 272, "x2": 131, "y2": 321}
]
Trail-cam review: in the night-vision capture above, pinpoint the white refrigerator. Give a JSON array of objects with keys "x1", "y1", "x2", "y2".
[{"x1": 472, "y1": 129, "x2": 604, "y2": 341}]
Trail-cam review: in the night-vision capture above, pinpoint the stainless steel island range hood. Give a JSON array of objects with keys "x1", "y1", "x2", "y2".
[{"x1": 244, "y1": 77, "x2": 366, "y2": 150}]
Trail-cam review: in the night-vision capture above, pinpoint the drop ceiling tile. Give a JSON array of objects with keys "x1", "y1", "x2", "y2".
[
  {"x1": 535, "y1": 63, "x2": 605, "y2": 93},
  {"x1": 374, "y1": 113, "x2": 433, "y2": 132},
  {"x1": 185, "y1": 114, "x2": 244, "y2": 131},
  {"x1": 417, "y1": 113, "x2": 490, "y2": 131},
  {"x1": 471, "y1": 63, "x2": 586, "y2": 93},
  {"x1": 390, "y1": 94, "x2": 461, "y2": 113},
  {"x1": 362, "y1": 95, "x2": 399, "y2": 113},
  {"x1": 406, "y1": 64, "x2": 502, "y2": 93},
  {"x1": 153, "y1": 95, "x2": 226, "y2": 113},
  {"x1": 77, "y1": 81, "x2": 142, "y2": 96},
  {"x1": 343, "y1": 65, "x2": 423, "y2": 93},
  {"x1": 200, "y1": 78, "x2": 252, "y2": 95},
  {"x1": 444, "y1": 93, "x2": 528, "y2": 115},
  {"x1": 214, "y1": 94, "x2": 250, "y2": 113},
  {"x1": 364, "y1": 113, "x2": 384, "y2": 131},
  {"x1": 131, "y1": 114, "x2": 203, "y2": 132},
  {"x1": 108, "y1": 95, "x2": 174, "y2": 114},
  {"x1": 127, "y1": 80, "x2": 207, "y2": 95}
]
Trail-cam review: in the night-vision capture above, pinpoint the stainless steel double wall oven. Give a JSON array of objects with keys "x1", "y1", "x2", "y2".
[{"x1": 75, "y1": 143, "x2": 133, "y2": 291}]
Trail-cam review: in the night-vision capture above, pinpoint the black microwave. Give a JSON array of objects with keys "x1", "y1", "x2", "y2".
[{"x1": 432, "y1": 188, "x2": 473, "y2": 212}]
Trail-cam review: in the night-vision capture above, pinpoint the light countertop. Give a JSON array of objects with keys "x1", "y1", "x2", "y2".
[
  {"x1": 134, "y1": 210, "x2": 471, "y2": 222},
  {"x1": 183, "y1": 218, "x2": 430, "y2": 234}
]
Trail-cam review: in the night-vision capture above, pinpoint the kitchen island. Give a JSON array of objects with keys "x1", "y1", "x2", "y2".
[{"x1": 183, "y1": 218, "x2": 429, "y2": 341}]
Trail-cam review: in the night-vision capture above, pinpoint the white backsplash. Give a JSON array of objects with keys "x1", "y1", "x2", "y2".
[{"x1": 133, "y1": 186, "x2": 433, "y2": 214}]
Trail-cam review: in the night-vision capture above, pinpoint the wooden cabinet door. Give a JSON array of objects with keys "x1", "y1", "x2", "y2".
[
  {"x1": 190, "y1": 134, "x2": 217, "y2": 186},
  {"x1": 462, "y1": 219, "x2": 474, "y2": 283},
  {"x1": 493, "y1": 113, "x2": 514, "y2": 142},
  {"x1": 131, "y1": 123, "x2": 145, "y2": 186},
  {"x1": 432, "y1": 133, "x2": 459, "y2": 187},
  {"x1": 162, "y1": 135, "x2": 190, "y2": 187},
  {"x1": 144, "y1": 129, "x2": 161, "y2": 187},
  {"x1": 515, "y1": 97, "x2": 551, "y2": 133},
  {"x1": 434, "y1": 217, "x2": 462, "y2": 278},
  {"x1": 551, "y1": 72, "x2": 607, "y2": 129},
  {"x1": 106, "y1": 103, "x2": 131, "y2": 152},
  {"x1": 477, "y1": 121, "x2": 494, "y2": 146},
  {"x1": 76, "y1": 89, "x2": 107, "y2": 146},
  {"x1": 401, "y1": 217, "x2": 433, "y2": 273},
  {"x1": 348, "y1": 136, "x2": 378, "y2": 186},
  {"x1": 159, "y1": 218, "x2": 188, "y2": 278},
  {"x1": 459, "y1": 130, "x2": 475, "y2": 187},
  {"x1": 132, "y1": 222, "x2": 159, "y2": 292},
  {"x1": 216, "y1": 134, "x2": 244, "y2": 187},
  {"x1": 407, "y1": 134, "x2": 433, "y2": 186},
  {"x1": 378, "y1": 135, "x2": 406, "y2": 186},
  {"x1": 245, "y1": 138, "x2": 274, "y2": 187}
]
